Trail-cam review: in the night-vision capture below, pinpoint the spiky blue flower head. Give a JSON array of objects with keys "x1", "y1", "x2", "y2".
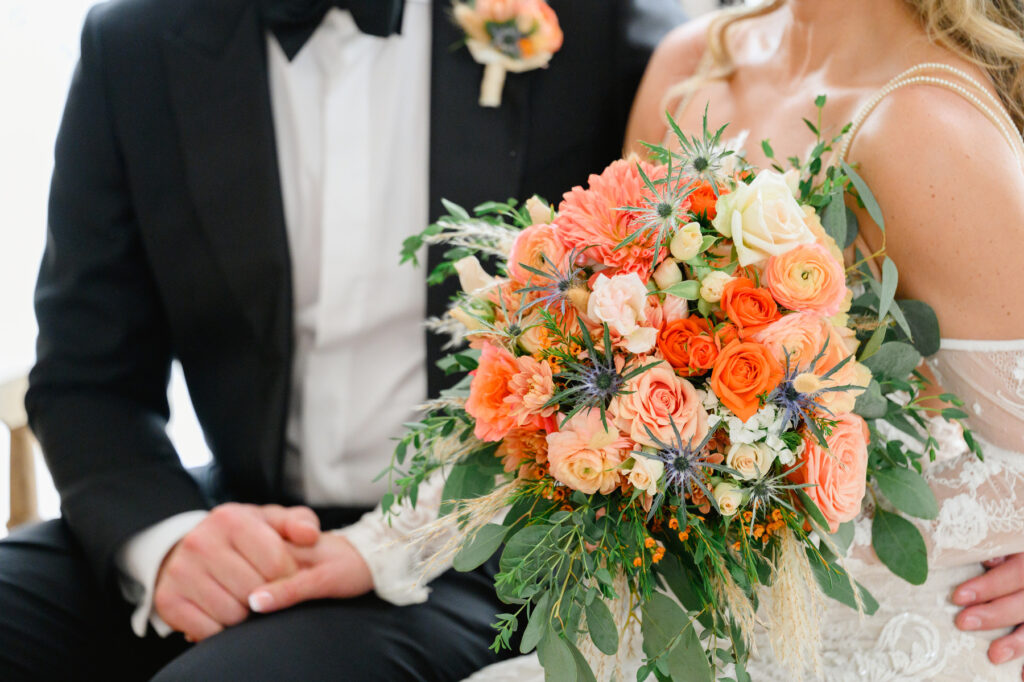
[
  {"x1": 767, "y1": 342, "x2": 858, "y2": 447},
  {"x1": 513, "y1": 247, "x2": 589, "y2": 319}
]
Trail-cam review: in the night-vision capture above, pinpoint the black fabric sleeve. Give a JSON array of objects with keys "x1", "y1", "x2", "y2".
[{"x1": 26, "y1": 7, "x2": 208, "y2": 586}]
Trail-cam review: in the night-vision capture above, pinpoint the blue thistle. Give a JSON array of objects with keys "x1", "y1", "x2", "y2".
[{"x1": 513, "y1": 247, "x2": 589, "y2": 318}]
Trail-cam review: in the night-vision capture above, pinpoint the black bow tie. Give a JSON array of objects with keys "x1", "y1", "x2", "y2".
[{"x1": 261, "y1": 0, "x2": 405, "y2": 60}]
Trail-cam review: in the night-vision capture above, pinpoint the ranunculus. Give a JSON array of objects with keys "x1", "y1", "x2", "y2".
[
  {"x1": 546, "y1": 410, "x2": 629, "y2": 494},
  {"x1": 700, "y1": 270, "x2": 735, "y2": 303},
  {"x1": 466, "y1": 343, "x2": 522, "y2": 441},
  {"x1": 710, "y1": 341, "x2": 785, "y2": 422},
  {"x1": 587, "y1": 272, "x2": 658, "y2": 353},
  {"x1": 816, "y1": 359, "x2": 873, "y2": 416},
  {"x1": 726, "y1": 442, "x2": 774, "y2": 480},
  {"x1": 657, "y1": 317, "x2": 719, "y2": 376},
  {"x1": 505, "y1": 355, "x2": 557, "y2": 428},
  {"x1": 508, "y1": 222, "x2": 567, "y2": 285},
  {"x1": 789, "y1": 414, "x2": 869, "y2": 532},
  {"x1": 669, "y1": 222, "x2": 703, "y2": 261},
  {"x1": 713, "y1": 169, "x2": 817, "y2": 266},
  {"x1": 763, "y1": 243, "x2": 847, "y2": 316},
  {"x1": 713, "y1": 481, "x2": 744, "y2": 516},
  {"x1": 720, "y1": 277, "x2": 782, "y2": 336},
  {"x1": 611, "y1": 363, "x2": 709, "y2": 447},
  {"x1": 753, "y1": 312, "x2": 830, "y2": 373},
  {"x1": 626, "y1": 455, "x2": 665, "y2": 496}
]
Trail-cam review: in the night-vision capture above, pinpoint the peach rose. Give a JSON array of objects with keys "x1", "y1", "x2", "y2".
[
  {"x1": 508, "y1": 223, "x2": 568, "y2": 285},
  {"x1": 546, "y1": 410, "x2": 629, "y2": 494},
  {"x1": 586, "y1": 272, "x2": 658, "y2": 353},
  {"x1": 466, "y1": 343, "x2": 521, "y2": 441},
  {"x1": 611, "y1": 363, "x2": 709, "y2": 447},
  {"x1": 506, "y1": 355, "x2": 557, "y2": 427},
  {"x1": 710, "y1": 341, "x2": 785, "y2": 422},
  {"x1": 720, "y1": 277, "x2": 782, "y2": 337},
  {"x1": 763, "y1": 243, "x2": 847, "y2": 316},
  {"x1": 789, "y1": 414, "x2": 869, "y2": 532}
]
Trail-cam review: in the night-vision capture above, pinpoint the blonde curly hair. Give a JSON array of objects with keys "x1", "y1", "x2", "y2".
[{"x1": 693, "y1": 0, "x2": 1024, "y2": 133}]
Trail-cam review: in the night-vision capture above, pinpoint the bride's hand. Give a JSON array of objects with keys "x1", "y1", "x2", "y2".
[
  {"x1": 246, "y1": 533, "x2": 374, "y2": 614},
  {"x1": 953, "y1": 553, "x2": 1024, "y2": 672}
]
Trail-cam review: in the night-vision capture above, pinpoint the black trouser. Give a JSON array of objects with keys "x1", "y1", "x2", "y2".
[{"x1": 0, "y1": 518, "x2": 510, "y2": 681}]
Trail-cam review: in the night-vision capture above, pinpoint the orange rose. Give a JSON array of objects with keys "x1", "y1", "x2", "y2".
[
  {"x1": 763, "y1": 243, "x2": 847, "y2": 316},
  {"x1": 657, "y1": 318, "x2": 719, "y2": 376},
  {"x1": 689, "y1": 181, "x2": 724, "y2": 220},
  {"x1": 713, "y1": 321, "x2": 740, "y2": 348},
  {"x1": 788, "y1": 415, "x2": 869, "y2": 532},
  {"x1": 710, "y1": 341, "x2": 785, "y2": 422},
  {"x1": 720, "y1": 277, "x2": 782, "y2": 337},
  {"x1": 465, "y1": 343, "x2": 521, "y2": 441}
]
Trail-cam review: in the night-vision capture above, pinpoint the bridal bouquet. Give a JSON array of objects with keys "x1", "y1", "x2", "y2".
[{"x1": 386, "y1": 99, "x2": 979, "y2": 681}]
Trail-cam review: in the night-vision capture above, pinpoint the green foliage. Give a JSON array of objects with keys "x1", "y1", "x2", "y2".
[
  {"x1": 641, "y1": 593, "x2": 712, "y2": 682},
  {"x1": 862, "y1": 342, "x2": 922, "y2": 383},
  {"x1": 807, "y1": 548, "x2": 879, "y2": 614},
  {"x1": 872, "y1": 509, "x2": 928, "y2": 585},
  {"x1": 874, "y1": 468, "x2": 939, "y2": 520},
  {"x1": 893, "y1": 300, "x2": 941, "y2": 356},
  {"x1": 585, "y1": 598, "x2": 619, "y2": 656},
  {"x1": 453, "y1": 523, "x2": 510, "y2": 572}
]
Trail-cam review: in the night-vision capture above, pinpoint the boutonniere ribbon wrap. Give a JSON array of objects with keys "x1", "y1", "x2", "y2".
[{"x1": 453, "y1": 0, "x2": 564, "y2": 107}]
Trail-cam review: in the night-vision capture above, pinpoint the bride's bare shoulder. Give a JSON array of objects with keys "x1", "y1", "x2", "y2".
[
  {"x1": 624, "y1": 13, "x2": 718, "y2": 154},
  {"x1": 850, "y1": 74, "x2": 1024, "y2": 335}
]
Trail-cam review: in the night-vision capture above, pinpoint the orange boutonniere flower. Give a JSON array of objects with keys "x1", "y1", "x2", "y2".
[{"x1": 452, "y1": 0, "x2": 563, "y2": 107}]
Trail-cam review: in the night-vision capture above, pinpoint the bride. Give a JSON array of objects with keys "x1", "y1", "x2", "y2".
[{"x1": 325, "y1": 1, "x2": 1024, "y2": 679}]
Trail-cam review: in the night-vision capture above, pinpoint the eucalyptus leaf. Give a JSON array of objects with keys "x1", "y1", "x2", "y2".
[
  {"x1": 893, "y1": 300, "x2": 941, "y2": 356},
  {"x1": 878, "y1": 257, "x2": 898, "y2": 321},
  {"x1": 807, "y1": 548, "x2": 880, "y2": 614},
  {"x1": 585, "y1": 598, "x2": 619, "y2": 655},
  {"x1": 453, "y1": 523, "x2": 509, "y2": 572},
  {"x1": 874, "y1": 468, "x2": 939, "y2": 520},
  {"x1": 641, "y1": 593, "x2": 712, "y2": 682},
  {"x1": 841, "y1": 160, "x2": 885, "y2": 231},
  {"x1": 862, "y1": 342, "x2": 921, "y2": 382},
  {"x1": 520, "y1": 591, "x2": 552, "y2": 654},
  {"x1": 796, "y1": 488, "x2": 831, "y2": 530},
  {"x1": 537, "y1": 627, "x2": 576, "y2": 682},
  {"x1": 821, "y1": 187, "x2": 848, "y2": 249},
  {"x1": 854, "y1": 380, "x2": 887, "y2": 419},
  {"x1": 859, "y1": 324, "x2": 887, "y2": 362},
  {"x1": 829, "y1": 521, "x2": 855, "y2": 556},
  {"x1": 567, "y1": 640, "x2": 598, "y2": 682},
  {"x1": 872, "y1": 509, "x2": 928, "y2": 585}
]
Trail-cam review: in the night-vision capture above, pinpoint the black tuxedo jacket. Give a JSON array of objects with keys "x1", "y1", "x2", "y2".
[{"x1": 26, "y1": 0, "x2": 686, "y2": 585}]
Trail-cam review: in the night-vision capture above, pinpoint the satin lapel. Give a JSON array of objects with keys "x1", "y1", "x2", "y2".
[
  {"x1": 426, "y1": 1, "x2": 534, "y2": 394},
  {"x1": 162, "y1": 2, "x2": 292, "y2": 355}
]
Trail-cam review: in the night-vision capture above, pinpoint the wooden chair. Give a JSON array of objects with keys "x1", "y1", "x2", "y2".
[{"x1": 0, "y1": 376, "x2": 38, "y2": 531}]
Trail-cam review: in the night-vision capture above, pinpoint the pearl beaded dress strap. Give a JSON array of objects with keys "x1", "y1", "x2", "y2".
[{"x1": 838, "y1": 62, "x2": 1024, "y2": 167}]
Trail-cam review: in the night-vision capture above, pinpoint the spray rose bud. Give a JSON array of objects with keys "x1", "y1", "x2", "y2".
[
  {"x1": 454, "y1": 256, "x2": 495, "y2": 297},
  {"x1": 653, "y1": 259, "x2": 683, "y2": 290},
  {"x1": 725, "y1": 442, "x2": 774, "y2": 480},
  {"x1": 713, "y1": 481, "x2": 744, "y2": 516},
  {"x1": 699, "y1": 270, "x2": 735, "y2": 304},
  {"x1": 670, "y1": 222, "x2": 704, "y2": 261},
  {"x1": 525, "y1": 196, "x2": 553, "y2": 225}
]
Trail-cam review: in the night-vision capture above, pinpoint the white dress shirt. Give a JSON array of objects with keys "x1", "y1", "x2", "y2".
[{"x1": 116, "y1": 3, "x2": 431, "y2": 636}]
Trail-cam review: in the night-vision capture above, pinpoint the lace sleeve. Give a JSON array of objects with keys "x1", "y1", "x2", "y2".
[{"x1": 335, "y1": 474, "x2": 456, "y2": 606}]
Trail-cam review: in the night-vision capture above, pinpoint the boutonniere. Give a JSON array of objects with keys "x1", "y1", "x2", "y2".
[{"x1": 452, "y1": 0, "x2": 564, "y2": 108}]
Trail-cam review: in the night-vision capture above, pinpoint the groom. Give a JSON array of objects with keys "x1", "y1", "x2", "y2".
[{"x1": 0, "y1": 0, "x2": 685, "y2": 680}]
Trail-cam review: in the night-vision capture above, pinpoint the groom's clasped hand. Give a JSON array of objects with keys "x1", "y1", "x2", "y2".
[{"x1": 153, "y1": 504, "x2": 373, "y2": 643}]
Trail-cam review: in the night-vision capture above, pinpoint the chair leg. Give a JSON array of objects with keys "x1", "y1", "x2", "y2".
[{"x1": 8, "y1": 426, "x2": 39, "y2": 531}]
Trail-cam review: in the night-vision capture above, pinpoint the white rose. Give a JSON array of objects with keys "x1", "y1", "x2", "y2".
[
  {"x1": 712, "y1": 170, "x2": 816, "y2": 267},
  {"x1": 587, "y1": 273, "x2": 657, "y2": 353},
  {"x1": 726, "y1": 442, "x2": 774, "y2": 480},
  {"x1": 652, "y1": 259, "x2": 683, "y2": 290},
  {"x1": 669, "y1": 222, "x2": 703, "y2": 261},
  {"x1": 713, "y1": 482, "x2": 744, "y2": 516},
  {"x1": 627, "y1": 456, "x2": 665, "y2": 496},
  {"x1": 453, "y1": 256, "x2": 495, "y2": 297},
  {"x1": 699, "y1": 270, "x2": 734, "y2": 303}
]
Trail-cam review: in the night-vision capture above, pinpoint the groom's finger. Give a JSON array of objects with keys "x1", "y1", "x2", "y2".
[
  {"x1": 954, "y1": 553, "x2": 1024, "y2": 605},
  {"x1": 956, "y1": 588, "x2": 1024, "y2": 631},
  {"x1": 248, "y1": 565, "x2": 335, "y2": 614},
  {"x1": 987, "y1": 624, "x2": 1024, "y2": 667},
  {"x1": 260, "y1": 505, "x2": 321, "y2": 547}
]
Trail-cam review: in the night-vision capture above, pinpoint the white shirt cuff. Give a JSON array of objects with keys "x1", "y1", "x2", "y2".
[{"x1": 115, "y1": 510, "x2": 209, "y2": 637}]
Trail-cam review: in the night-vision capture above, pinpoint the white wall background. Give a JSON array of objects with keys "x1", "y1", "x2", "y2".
[{"x1": 0, "y1": 0, "x2": 723, "y2": 536}]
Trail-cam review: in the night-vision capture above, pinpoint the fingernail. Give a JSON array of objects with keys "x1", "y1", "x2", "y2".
[
  {"x1": 991, "y1": 647, "x2": 1012, "y2": 664},
  {"x1": 249, "y1": 591, "x2": 273, "y2": 613},
  {"x1": 961, "y1": 616, "x2": 981, "y2": 630},
  {"x1": 953, "y1": 589, "x2": 976, "y2": 605},
  {"x1": 298, "y1": 520, "x2": 319, "y2": 533}
]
